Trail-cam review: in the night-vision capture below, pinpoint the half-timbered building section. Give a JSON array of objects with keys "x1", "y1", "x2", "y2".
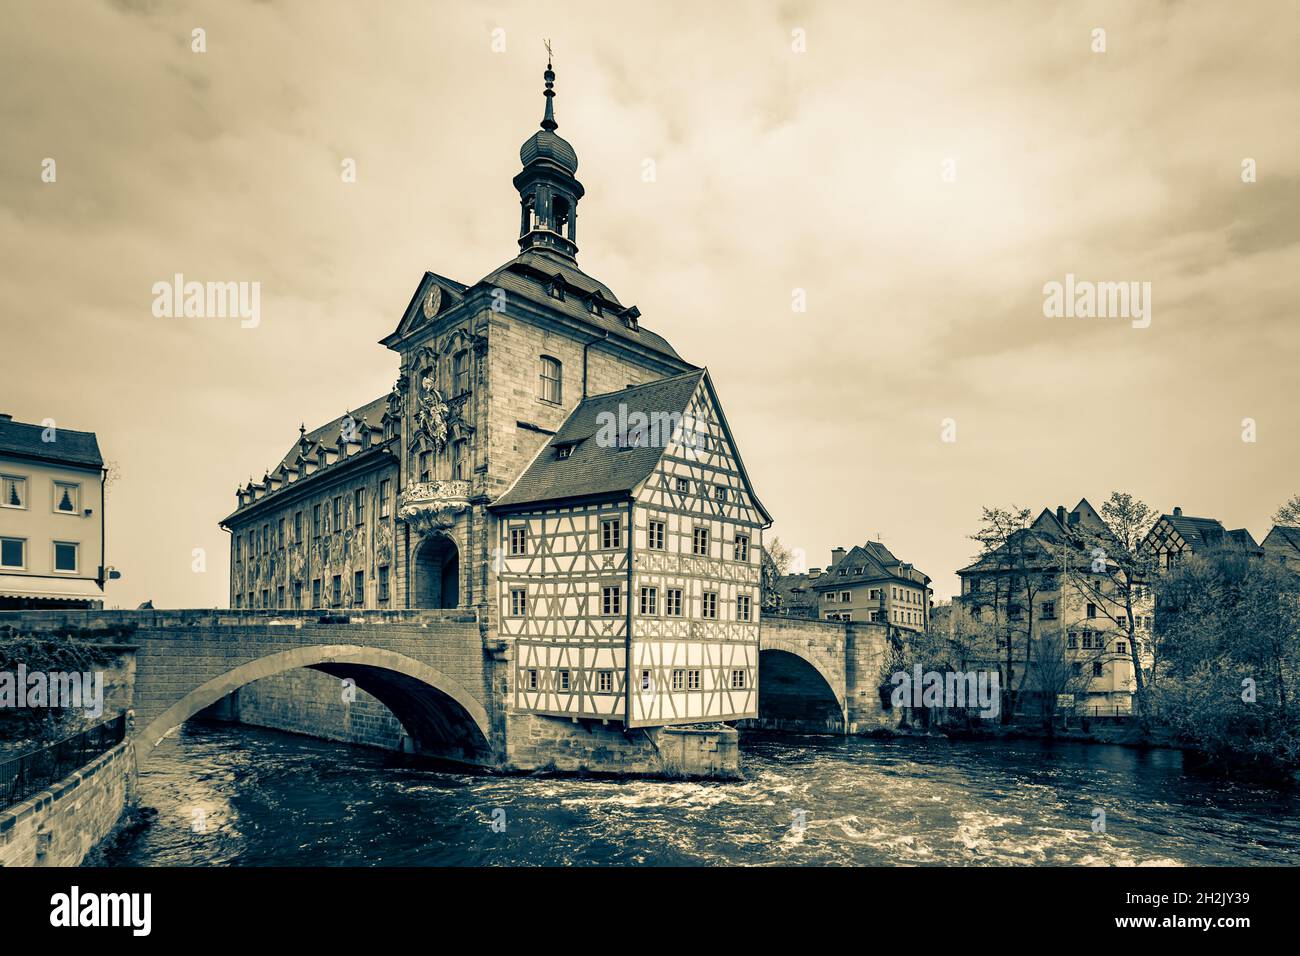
[{"x1": 491, "y1": 369, "x2": 771, "y2": 727}]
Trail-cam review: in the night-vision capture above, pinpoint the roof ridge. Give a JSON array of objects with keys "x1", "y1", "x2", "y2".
[{"x1": 581, "y1": 368, "x2": 706, "y2": 403}]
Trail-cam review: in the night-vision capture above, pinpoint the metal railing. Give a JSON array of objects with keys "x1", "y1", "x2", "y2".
[{"x1": 1, "y1": 712, "x2": 127, "y2": 810}]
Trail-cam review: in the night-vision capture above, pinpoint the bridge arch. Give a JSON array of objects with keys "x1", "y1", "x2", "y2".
[
  {"x1": 137, "y1": 644, "x2": 492, "y2": 763},
  {"x1": 757, "y1": 623, "x2": 849, "y2": 733}
]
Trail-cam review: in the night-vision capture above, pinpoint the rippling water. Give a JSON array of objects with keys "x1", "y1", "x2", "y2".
[{"x1": 105, "y1": 723, "x2": 1300, "y2": 866}]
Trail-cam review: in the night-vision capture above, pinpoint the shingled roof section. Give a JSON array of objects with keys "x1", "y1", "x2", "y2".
[
  {"x1": 0, "y1": 416, "x2": 103, "y2": 469},
  {"x1": 271, "y1": 395, "x2": 390, "y2": 474},
  {"x1": 1162, "y1": 512, "x2": 1262, "y2": 555},
  {"x1": 815, "y1": 541, "x2": 930, "y2": 591},
  {"x1": 489, "y1": 370, "x2": 707, "y2": 511},
  {"x1": 478, "y1": 251, "x2": 685, "y2": 362}
]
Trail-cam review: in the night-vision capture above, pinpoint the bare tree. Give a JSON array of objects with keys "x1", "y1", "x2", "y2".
[
  {"x1": 1273, "y1": 494, "x2": 1300, "y2": 526},
  {"x1": 1061, "y1": 491, "x2": 1158, "y2": 723}
]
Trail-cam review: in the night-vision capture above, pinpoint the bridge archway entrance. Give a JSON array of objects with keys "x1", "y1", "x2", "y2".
[
  {"x1": 414, "y1": 533, "x2": 459, "y2": 609},
  {"x1": 757, "y1": 649, "x2": 845, "y2": 733},
  {"x1": 137, "y1": 645, "x2": 492, "y2": 765}
]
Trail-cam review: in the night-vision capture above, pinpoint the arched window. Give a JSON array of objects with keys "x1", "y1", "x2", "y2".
[{"x1": 539, "y1": 355, "x2": 563, "y2": 404}]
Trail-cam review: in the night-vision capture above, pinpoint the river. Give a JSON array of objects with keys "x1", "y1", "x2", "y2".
[{"x1": 104, "y1": 723, "x2": 1300, "y2": 866}]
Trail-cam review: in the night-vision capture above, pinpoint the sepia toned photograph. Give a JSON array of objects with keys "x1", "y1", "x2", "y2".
[{"x1": 1, "y1": 0, "x2": 1297, "y2": 936}]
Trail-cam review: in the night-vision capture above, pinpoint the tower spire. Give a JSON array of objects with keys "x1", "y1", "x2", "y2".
[{"x1": 541, "y1": 40, "x2": 557, "y2": 131}]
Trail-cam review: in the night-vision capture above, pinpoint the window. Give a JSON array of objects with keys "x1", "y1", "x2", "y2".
[
  {"x1": 539, "y1": 356, "x2": 563, "y2": 404},
  {"x1": 527, "y1": 669, "x2": 538, "y2": 690},
  {"x1": 277, "y1": 585, "x2": 285, "y2": 609},
  {"x1": 354, "y1": 488, "x2": 365, "y2": 525},
  {"x1": 277, "y1": 518, "x2": 285, "y2": 547},
  {"x1": 687, "y1": 669, "x2": 701, "y2": 690},
  {"x1": 453, "y1": 350, "x2": 470, "y2": 396},
  {"x1": 333, "y1": 496, "x2": 343, "y2": 529},
  {"x1": 1009, "y1": 604, "x2": 1023, "y2": 620},
  {"x1": 234, "y1": 536, "x2": 241, "y2": 561},
  {"x1": 293, "y1": 583, "x2": 302, "y2": 609},
  {"x1": 378, "y1": 566, "x2": 390, "y2": 602},
  {"x1": 666, "y1": 588, "x2": 683, "y2": 616},
  {"x1": 733, "y1": 534, "x2": 749, "y2": 562},
  {"x1": 671, "y1": 670, "x2": 684, "y2": 691},
  {"x1": 1086, "y1": 603, "x2": 1097, "y2": 618},
  {"x1": 558, "y1": 669, "x2": 570, "y2": 692},
  {"x1": 737, "y1": 594, "x2": 751, "y2": 622},
  {"x1": 510, "y1": 587, "x2": 527, "y2": 617},
  {"x1": 379, "y1": 479, "x2": 392, "y2": 518},
  {"x1": 640, "y1": 670, "x2": 652, "y2": 691},
  {"x1": 1042, "y1": 601, "x2": 1056, "y2": 620},
  {"x1": 1082, "y1": 632, "x2": 1093, "y2": 649},
  {"x1": 451, "y1": 440, "x2": 467, "y2": 480},
  {"x1": 598, "y1": 671, "x2": 613, "y2": 693},
  {"x1": 825, "y1": 592, "x2": 837, "y2": 603},
  {"x1": 602, "y1": 585, "x2": 622, "y2": 616},
  {"x1": 692, "y1": 527, "x2": 710, "y2": 556},
  {"x1": 840, "y1": 591, "x2": 851, "y2": 603},
  {"x1": 247, "y1": 591, "x2": 254, "y2": 610},
  {"x1": 601, "y1": 517, "x2": 622, "y2": 550},
  {"x1": 648, "y1": 520, "x2": 665, "y2": 550},
  {"x1": 1093, "y1": 661, "x2": 1105, "y2": 677},
  {"x1": 640, "y1": 586, "x2": 657, "y2": 615},
  {"x1": 353, "y1": 570, "x2": 364, "y2": 605},
  {"x1": 331, "y1": 574, "x2": 342, "y2": 608},
  {"x1": 52, "y1": 481, "x2": 80, "y2": 514},
  {"x1": 53, "y1": 541, "x2": 78, "y2": 573},
  {"x1": 1117, "y1": 640, "x2": 1127, "y2": 654},
  {"x1": 731, "y1": 669, "x2": 747, "y2": 689},
  {"x1": 702, "y1": 591, "x2": 718, "y2": 619},
  {"x1": 235, "y1": 594, "x2": 243, "y2": 609},
  {"x1": 1068, "y1": 632, "x2": 1079, "y2": 649},
  {"x1": 714, "y1": 486, "x2": 728, "y2": 503},
  {"x1": 419, "y1": 451, "x2": 431, "y2": 483},
  {"x1": 1, "y1": 475, "x2": 26, "y2": 509},
  {"x1": 555, "y1": 444, "x2": 573, "y2": 460},
  {"x1": 313, "y1": 504, "x2": 322, "y2": 537},
  {"x1": 1, "y1": 537, "x2": 25, "y2": 569},
  {"x1": 510, "y1": 526, "x2": 528, "y2": 556},
  {"x1": 293, "y1": 511, "x2": 302, "y2": 542},
  {"x1": 675, "y1": 476, "x2": 690, "y2": 494},
  {"x1": 261, "y1": 524, "x2": 269, "y2": 551}
]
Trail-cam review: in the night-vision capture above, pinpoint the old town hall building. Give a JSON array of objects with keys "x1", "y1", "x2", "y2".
[{"x1": 221, "y1": 62, "x2": 770, "y2": 731}]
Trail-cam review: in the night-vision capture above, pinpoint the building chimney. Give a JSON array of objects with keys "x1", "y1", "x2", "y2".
[
  {"x1": 808, "y1": 567, "x2": 822, "y2": 579},
  {"x1": 830, "y1": 547, "x2": 846, "y2": 567},
  {"x1": 1056, "y1": 506, "x2": 1066, "y2": 524},
  {"x1": 0, "y1": 413, "x2": 12, "y2": 421},
  {"x1": 1173, "y1": 506, "x2": 1183, "y2": 517}
]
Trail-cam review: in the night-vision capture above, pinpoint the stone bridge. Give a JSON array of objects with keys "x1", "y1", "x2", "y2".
[
  {"x1": 0, "y1": 609, "x2": 503, "y2": 765},
  {"x1": 0, "y1": 609, "x2": 896, "y2": 777},
  {"x1": 755, "y1": 617, "x2": 894, "y2": 734}
]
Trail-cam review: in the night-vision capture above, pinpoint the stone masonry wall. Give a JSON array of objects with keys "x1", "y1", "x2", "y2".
[
  {"x1": 234, "y1": 668, "x2": 408, "y2": 752},
  {"x1": 0, "y1": 740, "x2": 136, "y2": 867}
]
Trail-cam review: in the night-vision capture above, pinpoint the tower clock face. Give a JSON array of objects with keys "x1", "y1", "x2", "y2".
[{"x1": 422, "y1": 286, "x2": 442, "y2": 319}]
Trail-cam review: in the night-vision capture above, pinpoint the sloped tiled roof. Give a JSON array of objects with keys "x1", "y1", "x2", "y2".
[
  {"x1": 0, "y1": 416, "x2": 103, "y2": 469},
  {"x1": 270, "y1": 395, "x2": 390, "y2": 474},
  {"x1": 478, "y1": 251, "x2": 685, "y2": 362},
  {"x1": 1159, "y1": 513, "x2": 1262, "y2": 554},
  {"x1": 1266, "y1": 525, "x2": 1300, "y2": 556},
  {"x1": 773, "y1": 573, "x2": 820, "y2": 618},
  {"x1": 489, "y1": 370, "x2": 706, "y2": 511},
  {"x1": 815, "y1": 541, "x2": 930, "y2": 590}
]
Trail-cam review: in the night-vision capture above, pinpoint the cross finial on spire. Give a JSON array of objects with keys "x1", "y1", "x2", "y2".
[{"x1": 541, "y1": 39, "x2": 557, "y2": 131}]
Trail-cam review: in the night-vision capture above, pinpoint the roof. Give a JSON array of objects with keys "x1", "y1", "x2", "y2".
[
  {"x1": 815, "y1": 541, "x2": 931, "y2": 590},
  {"x1": 0, "y1": 416, "x2": 103, "y2": 469},
  {"x1": 1159, "y1": 513, "x2": 1262, "y2": 554},
  {"x1": 478, "y1": 251, "x2": 686, "y2": 362},
  {"x1": 520, "y1": 129, "x2": 578, "y2": 173},
  {"x1": 490, "y1": 370, "x2": 706, "y2": 511},
  {"x1": 773, "y1": 573, "x2": 820, "y2": 618},
  {"x1": 1264, "y1": 524, "x2": 1300, "y2": 557},
  {"x1": 270, "y1": 395, "x2": 390, "y2": 475}
]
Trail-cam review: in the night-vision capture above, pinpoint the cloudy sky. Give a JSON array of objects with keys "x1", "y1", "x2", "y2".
[{"x1": 2, "y1": 0, "x2": 1297, "y2": 607}]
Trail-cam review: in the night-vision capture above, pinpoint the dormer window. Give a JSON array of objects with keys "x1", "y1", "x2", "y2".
[
  {"x1": 587, "y1": 294, "x2": 604, "y2": 317},
  {"x1": 548, "y1": 275, "x2": 565, "y2": 301},
  {"x1": 622, "y1": 306, "x2": 641, "y2": 332},
  {"x1": 555, "y1": 443, "x2": 573, "y2": 460}
]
